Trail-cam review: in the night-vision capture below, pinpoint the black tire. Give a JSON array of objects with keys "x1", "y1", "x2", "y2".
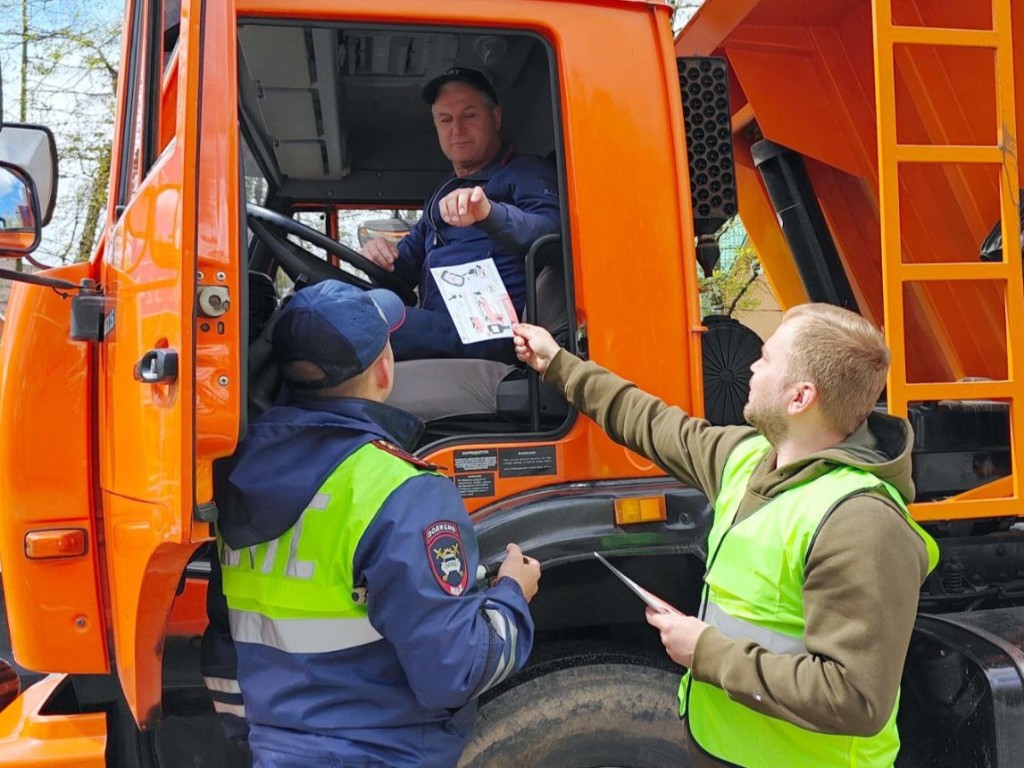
[{"x1": 459, "y1": 662, "x2": 692, "y2": 768}]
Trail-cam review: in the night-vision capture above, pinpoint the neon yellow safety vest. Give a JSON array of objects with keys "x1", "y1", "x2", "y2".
[
  {"x1": 682, "y1": 435, "x2": 939, "y2": 768},
  {"x1": 218, "y1": 442, "x2": 433, "y2": 655}
]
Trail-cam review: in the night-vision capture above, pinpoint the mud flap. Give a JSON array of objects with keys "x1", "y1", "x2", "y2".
[{"x1": 898, "y1": 609, "x2": 1024, "y2": 768}]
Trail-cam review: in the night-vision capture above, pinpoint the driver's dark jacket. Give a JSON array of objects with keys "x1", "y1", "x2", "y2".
[
  {"x1": 200, "y1": 395, "x2": 534, "y2": 767},
  {"x1": 394, "y1": 149, "x2": 560, "y2": 318}
]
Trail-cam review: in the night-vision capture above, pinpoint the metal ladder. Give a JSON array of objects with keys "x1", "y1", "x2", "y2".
[{"x1": 871, "y1": 0, "x2": 1023, "y2": 521}]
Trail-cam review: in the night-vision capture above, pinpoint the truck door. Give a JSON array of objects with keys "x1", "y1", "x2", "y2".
[{"x1": 100, "y1": 0, "x2": 240, "y2": 726}]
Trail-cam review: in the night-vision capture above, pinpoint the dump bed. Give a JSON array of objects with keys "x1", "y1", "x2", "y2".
[{"x1": 679, "y1": 0, "x2": 1024, "y2": 522}]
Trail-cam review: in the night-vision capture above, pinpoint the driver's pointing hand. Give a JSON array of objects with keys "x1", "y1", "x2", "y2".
[{"x1": 438, "y1": 186, "x2": 492, "y2": 228}]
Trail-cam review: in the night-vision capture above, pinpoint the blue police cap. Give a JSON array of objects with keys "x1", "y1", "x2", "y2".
[{"x1": 273, "y1": 280, "x2": 405, "y2": 389}]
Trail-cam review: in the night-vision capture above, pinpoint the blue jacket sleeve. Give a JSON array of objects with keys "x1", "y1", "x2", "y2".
[
  {"x1": 353, "y1": 473, "x2": 534, "y2": 710},
  {"x1": 199, "y1": 540, "x2": 250, "y2": 745},
  {"x1": 477, "y1": 155, "x2": 561, "y2": 255},
  {"x1": 393, "y1": 212, "x2": 429, "y2": 288}
]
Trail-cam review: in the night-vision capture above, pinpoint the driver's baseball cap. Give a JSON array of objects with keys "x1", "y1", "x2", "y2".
[
  {"x1": 272, "y1": 280, "x2": 405, "y2": 389},
  {"x1": 422, "y1": 67, "x2": 498, "y2": 105}
]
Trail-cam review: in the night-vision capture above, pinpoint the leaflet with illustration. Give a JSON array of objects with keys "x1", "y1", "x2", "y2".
[
  {"x1": 430, "y1": 257, "x2": 518, "y2": 344},
  {"x1": 594, "y1": 552, "x2": 681, "y2": 615}
]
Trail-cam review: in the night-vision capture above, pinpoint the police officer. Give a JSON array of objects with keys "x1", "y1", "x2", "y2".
[{"x1": 202, "y1": 280, "x2": 541, "y2": 768}]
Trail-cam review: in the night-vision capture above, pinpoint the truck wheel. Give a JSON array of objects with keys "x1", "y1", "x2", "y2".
[{"x1": 459, "y1": 661, "x2": 692, "y2": 768}]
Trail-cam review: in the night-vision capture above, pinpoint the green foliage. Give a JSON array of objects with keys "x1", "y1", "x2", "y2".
[{"x1": 699, "y1": 220, "x2": 763, "y2": 317}]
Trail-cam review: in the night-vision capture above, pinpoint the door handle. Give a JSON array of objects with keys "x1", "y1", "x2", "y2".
[{"x1": 134, "y1": 349, "x2": 178, "y2": 384}]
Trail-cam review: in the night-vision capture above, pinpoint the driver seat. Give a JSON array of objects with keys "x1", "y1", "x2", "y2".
[{"x1": 388, "y1": 239, "x2": 570, "y2": 427}]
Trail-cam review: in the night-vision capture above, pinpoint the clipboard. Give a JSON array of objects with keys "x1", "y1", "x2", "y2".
[{"x1": 593, "y1": 552, "x2": 680, "y2": 615}]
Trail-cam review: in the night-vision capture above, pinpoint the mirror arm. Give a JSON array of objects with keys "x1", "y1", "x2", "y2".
[{"x1": 0, "y1": 266, "x2": 81, "y2": 292}]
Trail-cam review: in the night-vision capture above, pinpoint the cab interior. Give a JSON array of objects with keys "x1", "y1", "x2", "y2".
[{"x1": 235, "y1": 20, "x2": 573, "y2": 448}]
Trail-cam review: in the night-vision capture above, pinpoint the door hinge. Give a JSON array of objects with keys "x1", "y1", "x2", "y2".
[{"x1": 69, "y1": 280, "x2": 109, "y2": 342}]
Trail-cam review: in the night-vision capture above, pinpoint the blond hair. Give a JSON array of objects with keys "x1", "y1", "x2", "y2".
[{"x1": 781, "y1": 304, "x2": 890, "y2": 436}]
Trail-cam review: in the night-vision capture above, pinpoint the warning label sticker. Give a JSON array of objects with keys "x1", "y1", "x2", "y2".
[
  {"x1": 498, "y1": 446, "x2": 557, "y2": 478},
  {"x1": 454, "y1": 472, "x2": 496, "y2": 498},
  {"x1": 453, "y1": 448, "x2": 498, "y2": 474}
]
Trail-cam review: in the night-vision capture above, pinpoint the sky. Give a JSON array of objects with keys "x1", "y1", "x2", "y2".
[{"x1": 0, "y1": 165, "x2": 31, "y2": 229}]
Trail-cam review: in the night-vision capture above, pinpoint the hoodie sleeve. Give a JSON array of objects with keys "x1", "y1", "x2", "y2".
[
  {"x1": 543, "y1": 350, "x2": 752, "y2": 500},
  {"x1": 354, "y1": 473, "x2": 535, "y2": 710},
  {"x1": 200, "y1": 541, "x2": 250, "y2": 746},
  {"x1": 476, "y1": 155, "x2": 561, "y2": 255}
]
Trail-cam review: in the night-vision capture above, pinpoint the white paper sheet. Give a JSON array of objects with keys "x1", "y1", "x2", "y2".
[{"x1": 430, "y1": 257, "x2": 519, "y2": 344}]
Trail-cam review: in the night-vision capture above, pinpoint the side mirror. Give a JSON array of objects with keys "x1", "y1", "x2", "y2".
[
  {"x1": 0, "y1": 161, "x2": 42, "y2": 256},
  {"x1": 0, "y1": 124, "x2": 57, "y2": 226}
]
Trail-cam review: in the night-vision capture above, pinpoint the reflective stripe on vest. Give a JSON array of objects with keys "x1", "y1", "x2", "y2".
[
  {"x1": 703, "y1": 601, "x2": 806, "y2": 655},
  {"x1": 220, "y1": 441, "x2": 431, "y2": 655},
  {"x1": 683, "y1": 434, "x2": 939, "y2": 768},
  {"x1": 229, "y1": 609, "x2": 382, "y2": 654}
]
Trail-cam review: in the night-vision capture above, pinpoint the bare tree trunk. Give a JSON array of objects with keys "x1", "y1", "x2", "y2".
[
  {"x1": 725, "y1": 269, "x2": 760, "y2": 316},
  {"x1": 19, "y1": 0, "x2": 27, "y2": 122},
  {"x1": 75, "y1": 143, "x2": 110, "y2": 263},
  {"x1": 15, "y1": 0, "x2": 28, "y2": 272}
]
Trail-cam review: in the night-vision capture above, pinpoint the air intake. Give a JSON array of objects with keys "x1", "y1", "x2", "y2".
[{"x1": 677, "y1": 57, "x2": 738, "y2": 237}]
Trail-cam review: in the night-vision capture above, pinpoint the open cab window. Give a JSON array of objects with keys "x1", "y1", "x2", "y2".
[{"x1": 237, "y1": 21, "x2": 572, "y2": 451}]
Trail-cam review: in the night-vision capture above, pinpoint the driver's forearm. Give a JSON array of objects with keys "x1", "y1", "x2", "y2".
[{"x1": 477, "y1": 201, "x2": 560, "y2": 254}]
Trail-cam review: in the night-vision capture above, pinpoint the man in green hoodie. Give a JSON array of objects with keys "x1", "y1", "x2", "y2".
[{"x1": 512, "y1": 303, "x2": 938, "y2": 768}]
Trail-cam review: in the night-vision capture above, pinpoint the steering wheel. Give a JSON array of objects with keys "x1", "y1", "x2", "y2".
[{"x1": 246, "y1": 204, "x2": 418, "y2": 306}]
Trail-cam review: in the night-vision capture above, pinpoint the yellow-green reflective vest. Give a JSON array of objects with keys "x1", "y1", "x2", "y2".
[
  {"x1": 682, "y1": 435, "x2": 939, "y2": 768},
  {"x1": 218, "y1": 442, "x2": 431, "y2": 655}
]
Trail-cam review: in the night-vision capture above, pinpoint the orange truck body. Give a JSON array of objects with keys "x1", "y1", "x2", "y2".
[{"x1": 0, "y1": 0, "x2": 1022, "y2": 765}]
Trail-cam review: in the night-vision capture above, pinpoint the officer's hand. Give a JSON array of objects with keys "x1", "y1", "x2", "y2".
[
  {"x1": 512, "y1": 323, "x2": 560, "y2": 376},
  {"x1": 361, "y1": 238, "x2": 399, "y2": 272},
  {"x1": 497, "y1": 543, "x2": 541, "y2": 603},
  {"x1": 439, "y1": 186, "x2": 492, "y2": 227}
]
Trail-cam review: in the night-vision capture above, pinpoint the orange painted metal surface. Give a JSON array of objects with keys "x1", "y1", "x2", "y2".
[
  {"x1": 0, "y1": 262, "x2": 108, "y2": 675},
  {"x1": 0, "y1": 676, "x2": 106, "y2": 766},
  {"x1": 96, "y1": 0, "x2": 240, "y2": 727},
  {"x1": 193, "y1": 0, "x2": 242, "y2": 478},
  {"x1": 167, "y1": 576, "x2": 212, "y2": 637},
  {"x1": 81, "y1": 0, "x2": 698, "y2": 729},
  {"x1": 679, "y1": 0, "x2": 1024, "y2": 522},
  {"x1": 871, "y1": 0, "x2": 1024, "y2": 522},
  {"x1": 680, "y1": 0, "x2": 1024, "y2": 378},
  {"x1": 231, "y1": 0, "x2": 700, "y2": 491}
]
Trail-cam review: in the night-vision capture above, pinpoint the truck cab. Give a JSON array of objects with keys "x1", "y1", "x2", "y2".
[{"x1": 0, "y1": 1, "x2": 715, "y2": 765}]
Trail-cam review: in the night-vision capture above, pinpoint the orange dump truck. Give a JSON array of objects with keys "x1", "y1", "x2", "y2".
[{"x1": 0, "y1": 0, "x2": 1022, "y2": 765}]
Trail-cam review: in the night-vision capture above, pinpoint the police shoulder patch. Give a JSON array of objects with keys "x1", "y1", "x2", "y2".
[
  {"x1": 373, "y1": 439, "x2": 436, "y2": 471},
  {"x1": 424, "y1": 520, "x2": 469, "y2": 597}
]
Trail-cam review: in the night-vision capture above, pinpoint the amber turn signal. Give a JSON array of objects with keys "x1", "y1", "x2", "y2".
[
  {"x1": 613, "y1": 496, "x2": 667, "y2": 525},
  {"x1": 24, "y1": 528, "x2": 88, "y2": 559}
]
